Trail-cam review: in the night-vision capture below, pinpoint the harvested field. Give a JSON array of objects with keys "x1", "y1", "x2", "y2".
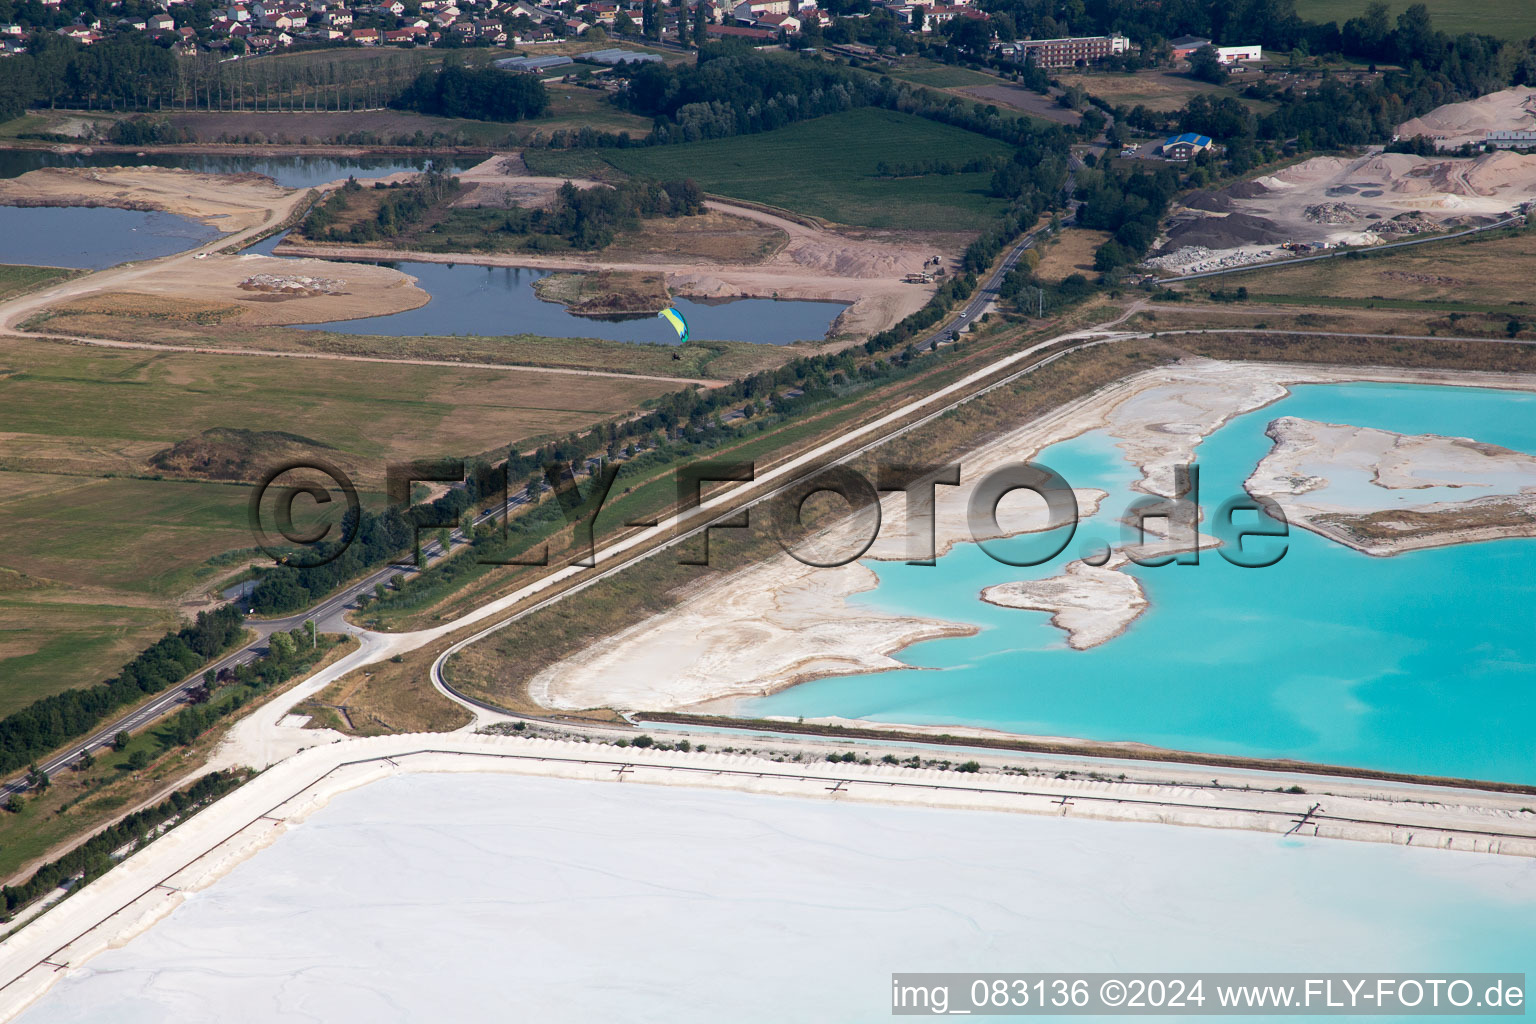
[
  {"x1": 1058, "y1": 70, "x2": 1263, "y2": 113},
  {"x1": 1033, "y1": 228, "x2": 1110, "y2": 281},
  {"x1": 0, "y1": 337, "x2": 681, "y2": 483},
  {"x1": 0, "y1": 332, "x2": 684, "y2": 703}
]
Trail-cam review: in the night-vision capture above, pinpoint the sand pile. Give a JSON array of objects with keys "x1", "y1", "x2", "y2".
[{"x1": 1397, "y1": 86, "x2": 1536, "y2": 147}]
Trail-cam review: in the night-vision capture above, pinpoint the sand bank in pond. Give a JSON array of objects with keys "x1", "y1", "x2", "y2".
[
  {"x1": 1246, "y1": 416, "x2": 1536, "y2": 556},
  {"x1": 33, "y1": 252, "x2": 429, "y2": 328},
  {"x1": 0, "y1": 165, "x2": 296, "y2": 233}
]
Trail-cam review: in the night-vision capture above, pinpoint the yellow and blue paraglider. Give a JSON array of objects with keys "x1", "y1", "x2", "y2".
[{"x1": 657, "y1": 306, "x2": 690, "y2": 345}]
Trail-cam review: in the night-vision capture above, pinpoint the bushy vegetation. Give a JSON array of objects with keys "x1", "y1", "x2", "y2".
[
  {"x1": 391, "y1": 63, "x2": 549, "y2": 122},
  {"x1": 1075, "y1": 164, "x2": 1181, "y2": 271},
  {"x1": 0, "y1": 605, "x2": 244, "y2": 775},
  {"x1": 108, "y1": 115, "x2": 194, "y2": 145},
  {"x1": 488, "y1": 177, "x2": 705, "y2": 250},
  {"x1": 300, "y1": 169, "x2": 460, "y2": 244}
]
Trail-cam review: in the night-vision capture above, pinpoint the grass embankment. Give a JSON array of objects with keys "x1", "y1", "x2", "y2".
[
  {"x1": 0, "y1": 635, "x2": 356, "y2": 889},
  {"x1": 0, "y1": 264, "x2": 82, "y2": 301},
  {"x1": 531, "y1": 108, "x2": 1017, "y2": 230},
  {"x1": 296, "y1": 652, "x2": 473, "y2": 736},
  {"x1": 1133, "y1": 301, "x2": 1536, "y2": 342}
]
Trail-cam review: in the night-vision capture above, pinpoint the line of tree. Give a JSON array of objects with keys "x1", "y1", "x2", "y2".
[
  {"x1": 0, "y1": 605, "x2": 245, "y2": 775},
  {"x1": 1, "y1": 770, "x2": 250, "y2": 916},
  {"x1": 391, "y1": 63, "x2": 549, "y2": 122}
]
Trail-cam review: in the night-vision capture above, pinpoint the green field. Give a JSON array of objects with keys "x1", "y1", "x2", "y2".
[
  {"x1": 1294, "y1": 0, "x2": 1536, "y2": 40},
  {"x1": 886, "y1": 62, "x2": 1003, "y2": 89},
  {"x1": 591, "y1": 108, "x2": 1016, "y2": 230}
]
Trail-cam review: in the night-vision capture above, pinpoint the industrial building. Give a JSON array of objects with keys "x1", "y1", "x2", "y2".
[
  {"x1": 581, "y1": 47, "x2": 664, "y2": 64},
  {"x1": 1217, "y1": 44, "x2": 1262, "y2": 63},
  {"x1": 1008, "y1": 32, "x2": 1129, "y2": 68},
  {"x1": 1161, "y1": 132, "x2": 1213, "y2": 161},
  {"x1": 493, "y1": 54, "x2": 573, "y2": 73}
]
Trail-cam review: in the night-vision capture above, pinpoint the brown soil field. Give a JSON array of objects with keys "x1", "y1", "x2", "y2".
[{"x1": 165, "y1": 108, "x2": 506, "y2": 145}]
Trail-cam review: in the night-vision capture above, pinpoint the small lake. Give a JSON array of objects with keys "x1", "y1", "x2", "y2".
[
  {"x1": 0, "y1": 206, "x2": 220, "y2": 268},
  {"x1": 291, "y1": 261, "x2": 848, "y2": 345},
  {"x1": 0, "y1": 151, "x2": 475, "y2": 190},
  {"x1": 747, "y1": 381, "x2": 1536, "y2": 784}
]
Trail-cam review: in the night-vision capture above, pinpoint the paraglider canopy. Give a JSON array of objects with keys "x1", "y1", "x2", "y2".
[{"x1": 658, "y1": 306, "x2": 689, "y2": 344}]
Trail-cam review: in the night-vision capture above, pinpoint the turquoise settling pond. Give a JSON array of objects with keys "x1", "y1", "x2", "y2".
[{"x1": 748, "y1": 382, "x2": 1536, "y2": 784}]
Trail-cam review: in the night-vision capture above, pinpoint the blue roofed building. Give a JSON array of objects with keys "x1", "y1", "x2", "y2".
[{"x1": 1161, "y1": 132, "x2": 1213, "y2": 160}]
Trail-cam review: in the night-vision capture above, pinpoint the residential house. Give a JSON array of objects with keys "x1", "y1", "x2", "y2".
[
  {"x1": 731, "y1": 0, "x2": 788, "y2": 21},
  {"x1": 148, "y1": 13, "x2": 175, "y2": 30},
  {"x1": 350, "y1": 25, "x2": 380, "y2": 41},
  {"x1": 756, "y1": 11, "x2": 798, "y2": 32},
  {"x1": 922, "y1": 5, "x2": 984, "y2": 30}
]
